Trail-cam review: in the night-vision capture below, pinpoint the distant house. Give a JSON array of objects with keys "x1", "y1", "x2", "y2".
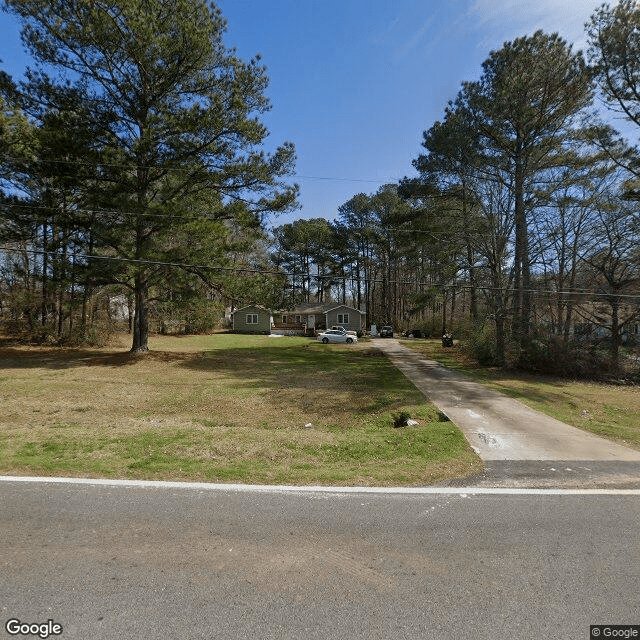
[
  {"x1": 273, "y1": 302, "x2": 365, "y2": 335},
  {"x1": 232, "y1": 305, "x2": 273, "y2": 334},
  {"x1": 108, "y1": 294, "x2": 130, "y2": 322},
  {"x1": 540, "y1": 300, "x2": 640, "y2": 344}
]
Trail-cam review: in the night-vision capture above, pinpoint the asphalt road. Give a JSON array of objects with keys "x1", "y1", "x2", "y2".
[{"x1": 2, "y1": 478, "x2": 639, "y2": 640}]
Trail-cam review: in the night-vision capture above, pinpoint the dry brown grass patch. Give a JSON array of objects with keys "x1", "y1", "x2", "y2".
[{"x1": 0, "y1": 333, "x2": 481, "y2": 484}]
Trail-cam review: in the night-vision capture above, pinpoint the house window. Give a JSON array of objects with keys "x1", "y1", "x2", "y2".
[
  {"x1": 337, "y1": 313, "x2": 349, "y2": 324},
  {"x1": 295, "y1": 315, "x2": 302, "y2": 323},
  {"x1": 282, "y1": 315, "x2": 288, "y2": 324},
  {"x1": 246, "y1": 314, "x2": 258, "y2": 324}
]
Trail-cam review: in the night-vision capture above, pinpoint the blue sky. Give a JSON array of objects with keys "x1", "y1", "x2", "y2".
[{"x1": 0, "y1": 0, "x2": 610, "y2": 225}]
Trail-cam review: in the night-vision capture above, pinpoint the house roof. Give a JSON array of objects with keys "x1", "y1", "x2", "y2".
[
  {"x1": 324, "y1": 305, "x2": 365, "y2": 315},
  {"x1": 233, "y1": 304, "x2": 272, "y2": 313},
  {"x1": 279, "y1": 302, "x2": 364, "y2": 315}
]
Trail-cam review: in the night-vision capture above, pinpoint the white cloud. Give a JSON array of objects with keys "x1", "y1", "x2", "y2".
[{"x1": 468, "y1": 0, "x2": 604, "y2": 52}]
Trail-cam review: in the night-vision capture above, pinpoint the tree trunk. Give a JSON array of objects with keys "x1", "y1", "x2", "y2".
[
  {"x1": 57, "y1": 234, "x2": 68, "y2": 338},
  {"x1": 468, "y1": 254, "x2": 478, "y2": 323},
  {"x1": 514, "y1": 143, "x2": 531, "y2": 350},
  {"x1": 356, "y1": 257, "x2": 362, "y2": 311},
  {"x1": 441, "y1": 288, "x2": 447, "y2": 336},
  {"x1": 131, "y1": 272, "x2": 149, "y2": 352},
  {"x1": 41, "y1": 221, "x2": 48, "y2": 327},
  {"x1": 81, "y1": 230, "x2": 95, "y2": 339},
  {"x1": 127, "y1": 292, "x2": 134, "y2": 333},
  {"x1": 450, "y1": 285, "x2": 456, "y2": 330},
  {"x1": 461, "y1": 185, "x2": 478, "y2": 323},
  {"x1": 563, "y1": 239, "x2": 581, "y2": 345},
  {"x1": 610, "y1": 296, "x2": 621, "y2": 374},
  {"x1": 495, "y1": 311, "x2": 506, "y2": 367}
]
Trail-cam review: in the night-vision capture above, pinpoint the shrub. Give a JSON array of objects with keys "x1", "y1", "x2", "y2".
[
  {"x1": 518, "y1": 332, "x2": 620, "y2": 380},
  {"x1": 156, "y1": 298, "x2": 223, "y2": 335},
  {"x1": 184, "y1": 299, "x2": 222, "y2": 334},
  {"x1": 470, "y1": 323, "x2": 501, "y2": 366}
]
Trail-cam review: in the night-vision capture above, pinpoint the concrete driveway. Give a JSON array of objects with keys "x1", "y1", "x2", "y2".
[{"x1": 374, "y1": 339, "x2": 640, "y2": 469}]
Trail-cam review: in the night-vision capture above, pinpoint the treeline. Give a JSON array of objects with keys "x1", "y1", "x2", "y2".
[
  {"x1": 2, "y1": 1, "x2": 639, "y2": 378},
  {"x1": 0, "y1": 0, "x2": 297, "y2": 351},
  {"x1": 270, "y1": 6, "x2": 640, "y2": 377}
]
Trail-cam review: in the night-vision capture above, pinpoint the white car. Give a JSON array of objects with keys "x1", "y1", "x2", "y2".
[
  {"x1": 317, "y1": 329, "x2": 358, "y2": 344},
  {"x1": 330, "y1": 326, "x2": 358, "y2": 337}
]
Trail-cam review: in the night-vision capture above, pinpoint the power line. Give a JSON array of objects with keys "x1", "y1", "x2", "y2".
[
  {"x1": 0, "y1": 246, "x2": 285, "y2": 276},
  {"x1": 2, "y1": 245, "x2": 639, "y2": 301},
  {"x1": 0, "y1": 202, "x2": 497, "y2": 238},
  {"x1": 294, "y1": 174, "x2": 398, "y2": 184},
  {"x1": 2, "y1": 201, "x2": 515, "y2": 239},
  {"x1": 2, "y1": 201, "x2": 228, "y2": 222},
  {"x1": 1, "y1": 153, "x2": 399, "y2": 184}
]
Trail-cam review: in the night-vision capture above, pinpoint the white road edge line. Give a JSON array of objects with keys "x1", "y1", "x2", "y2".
[{"x1": 1, "y1": 475, "x2": 639, "y2": 496}]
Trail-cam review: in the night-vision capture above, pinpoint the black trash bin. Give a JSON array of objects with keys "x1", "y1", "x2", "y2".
[{"x1": 442, "y1": 334, "x2": 453, "y2": 347}]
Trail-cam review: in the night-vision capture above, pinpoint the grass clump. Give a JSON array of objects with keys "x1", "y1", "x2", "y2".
[{"x1": 392, "y1": 410, "x2": 412, "y2": 429}]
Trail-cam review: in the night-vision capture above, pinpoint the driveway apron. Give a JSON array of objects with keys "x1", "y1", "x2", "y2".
[{"x1": 373, "y1": 339, "x2": 640, "y2": 462}]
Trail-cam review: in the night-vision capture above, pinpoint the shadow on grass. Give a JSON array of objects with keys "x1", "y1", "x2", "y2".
[
  {"x1": 0, "y1": 335, "x2": 569, "y2": 411},
  {"x1": 400, "y1": 339, "x2": 581, "y2": 387},
  {"x1": 396, "y1": 338, "x2": 580, "y2": 411},
  {"x1": 0, "y1": 346, "x2": 194, "y2": 369},
  {"x1": 179, "y1": 342, "x2": 420, "y2": 408},
  {"x1": 478, "y1": 382, "x2": 574, "y2": 408},
  {"x1": 0, "y1": 334, "x2": 329, "y2": 370},
  {"x1": 0, "y1": 338, "x2": 422, "y2": 411}
]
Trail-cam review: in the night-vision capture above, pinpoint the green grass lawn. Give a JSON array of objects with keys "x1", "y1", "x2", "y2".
[
  {"x1": 400, "y1": 338, "x2": 640, "y2": 450},
  {"x1": 0, "y1": 333, "x2": 481, "y2": 485}
]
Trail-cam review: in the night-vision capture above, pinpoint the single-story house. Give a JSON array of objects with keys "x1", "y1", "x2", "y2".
[
  {"x1": 273, "y1": 303, "x2": 365, "y2": 335},
  {"x1": 232, "y1": 305, "x2": 273, "y2": 334}
]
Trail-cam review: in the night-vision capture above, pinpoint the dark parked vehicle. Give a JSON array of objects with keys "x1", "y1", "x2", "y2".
[{"x1": 380, "y1": 326, "x2": 394, "y2": 338}]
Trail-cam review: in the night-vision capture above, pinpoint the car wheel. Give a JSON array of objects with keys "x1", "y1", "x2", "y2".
[
  {"x1": 322, "y1": 337, "x2": 329, "y2": 344},
  {"x1": 346, "y1": 337, "x2": 353, "y2": 344}
]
